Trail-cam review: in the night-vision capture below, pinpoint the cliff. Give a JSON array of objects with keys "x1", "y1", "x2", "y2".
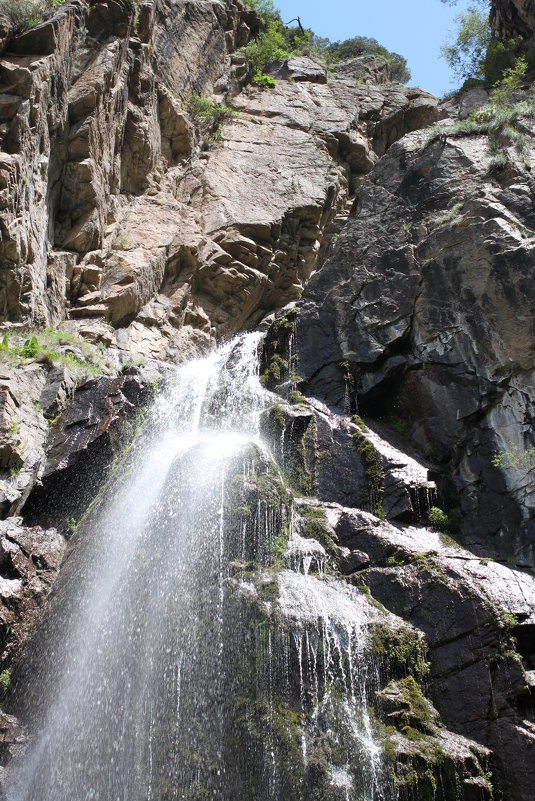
[{"x1": 0, "y1": 0, "x2": 533, "y2": 799}]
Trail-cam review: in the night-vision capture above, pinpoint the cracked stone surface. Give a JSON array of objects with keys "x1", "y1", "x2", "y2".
[
  {"x1": 0, "y1": 0, "x2": 437, "y2": 363},
  {"x1": 297, "y1": 119, "x2": 535, "y2": 565}
]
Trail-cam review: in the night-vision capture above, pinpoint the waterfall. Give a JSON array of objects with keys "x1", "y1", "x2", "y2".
[{"x1": 5, "y1": 333, "x2": 392, "y2": 801}]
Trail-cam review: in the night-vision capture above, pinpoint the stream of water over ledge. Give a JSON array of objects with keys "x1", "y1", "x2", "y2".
[{"x1": 5, "y1": 334, "x2": 393, "y2": 801}]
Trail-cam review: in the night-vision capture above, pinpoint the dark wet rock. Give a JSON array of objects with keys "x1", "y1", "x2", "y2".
[
  {"x1": 21, "y1": 371, "x2": 154, "y2": 531},
  {"x1": 297, "y1": 114, "x2": 535, "y2": 565},
  {"x1": 0, "y1": 517, "x2": 64, "y2": 664},
  {"x1": 315, "y1": 501, "x2": 535, "y2": 801}
]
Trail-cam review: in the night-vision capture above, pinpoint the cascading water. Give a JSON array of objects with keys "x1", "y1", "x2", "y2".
[{"x1": 4, "y1": 333, "x2": 393, "y2": 801}]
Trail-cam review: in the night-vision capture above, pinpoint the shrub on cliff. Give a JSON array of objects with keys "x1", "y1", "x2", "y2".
[
  {"x1": 441, "y1": 0, "x2": 533, "y2": 87},
  {"x1": 0, "y1": 0, "x2": 64, "y2": 35},
  {"x1": 326, "y1": 36, "x2": 411, "y2": 83}
]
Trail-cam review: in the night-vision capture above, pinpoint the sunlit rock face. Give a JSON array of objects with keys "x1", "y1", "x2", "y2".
[{"x1": 0, "y1": 0, "x2": 437, "y2": 363}]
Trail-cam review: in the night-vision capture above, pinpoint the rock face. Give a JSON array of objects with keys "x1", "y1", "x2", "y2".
[
  {"x1": 259, "y1": 365, "x2": 535, "y2": 801},
  {"x1": 0, "y1": 329, "x2": 162, "y2": 530},
  {"x1": 0, "y1": 0, "x2": 437, "y2": 363},
  {"x1": 0, "y1": 1, "x2": 534, "y2": 800},
  {"x1": 0, "y1": 517, "x2": 64, "y2": 665},
  {"x1": 491, "y1": 0, "x2": 535, "y2": 43},
  {"x1": 328, "y1": 505, "x2": 535, "y2": 801},
  {"x1": 297, "y1": 113, "x2": 535, "y2": 566}
]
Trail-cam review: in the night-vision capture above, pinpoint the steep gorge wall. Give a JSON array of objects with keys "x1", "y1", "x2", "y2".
[
  {"x1": 0, "y1": 0, "x2": 534, "y2": 799},
  {"x1": 0, "y1": 0, "x2": 437, "y2": 363}
]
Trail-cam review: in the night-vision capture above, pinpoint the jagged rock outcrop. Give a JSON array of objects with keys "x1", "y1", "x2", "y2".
[
  {"x1": 0, "y1": 0, "x2": 437, "y2": 363},
  {"x1": 0, "y1": 329, "x2": 163, "y2": 531},
  {"x1": 259, "y1": 368, "x2": 534, "y2": 801},
  {"x1": 324, "y1": 504, "x2": 535, "y2": 801},
  {"x1": 491, "y1": 0, "x2": 535, "y2": 43},
  {"x1": 0, "y1": 0, "x2": 534, "y2": 799},
  {"x1": 0, "y1": 517, "x2": 63, "y2": 664},
  {"x1": 297, "y1": 109, "x2": 535, "y2": 566}
]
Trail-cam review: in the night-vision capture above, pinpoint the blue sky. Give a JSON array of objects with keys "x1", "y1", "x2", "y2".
[{"x1": 276, "y1": 0, "x2": 477, "y2": 97}]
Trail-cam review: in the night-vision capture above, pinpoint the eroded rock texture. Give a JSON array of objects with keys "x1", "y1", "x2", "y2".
[
  {"x1": 0, "y1": 0, "x2": 533, "y2": 799},
  {"x1": 0, "y1": 0, "x2": 437, "y2": 363},
  {"x1": 297, "y1": 116, "x2": 535, "y2": 565}
]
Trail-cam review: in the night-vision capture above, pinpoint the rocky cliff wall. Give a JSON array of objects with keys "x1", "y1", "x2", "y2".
[
  {"x1": 0, "y1": 0, "x2": 437, "y2": 363},
  {"x1": 0, "y1": 0, "x2": 533, "y2": 799},
  {"x1": 297, "y1": 114, "x2": 535, "y2": 566}
]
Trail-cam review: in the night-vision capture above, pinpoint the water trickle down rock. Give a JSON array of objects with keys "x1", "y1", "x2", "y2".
[{"x1": 0, "y1": 335, "x2": 492, "y2": 801}]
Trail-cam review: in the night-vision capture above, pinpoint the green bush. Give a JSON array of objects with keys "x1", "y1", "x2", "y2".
[
  {"x1": 21, "y1": 335, "x2": 39, "y2": 359},
  {"x1": 187, "y1": 94, "x2": 235, "y2": 140},
  {"x1": 0, "y1": 328, "x2": 105, "y2": 375},
  {"x1": 326, "y1": 35, "x2": 410, "y2": 82},
  {"x1": 489, "y1": 55, "x2": 528, "y2": 108},
  {"x1": 483, "y1": 37, "x2": 521, "y2": 84},
  {"x1": 1, "y1": 0, "x2": 65, "y2": 35},
  {"x1": 253, "y1": 73, "x2": 277, "y2": 88},
  {"x1": 241, "y1": 17, "x2": 291, "y2": 76},
  {"x1": 428, "y1": 507, "x2": 451, "y2": 531},
  {"x1": 0, "y1": 669, "x2": 11, "y2": 694}
]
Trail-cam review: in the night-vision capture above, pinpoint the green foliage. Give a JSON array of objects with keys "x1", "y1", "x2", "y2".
[
  {"x1": 371, "y1": 625, "x2": 430, "y2": 683},
  {"x1": 187, "y1": 94, "x2": 235, "y2": 140},
  {"x1": 441, "y1": 0, "x2": 532, "y2": 89},
  {"x1": 437, "y1": 202, "x2": 463, "y2": 226},
  {"x1": 21, "y1": 335, "x2": 39, "y2": 359},
  {"x1": 1, "y1": 0, "x2": 65, "y2": 34},
  {"x1": 247, "y1": 463, "x2": 291, "y2": 511},
  {"x1": 441, "y1": 3, "x2": 491, "y2": 83},
  {"x1": 498, "y1": 609, "x2": 519, "y2": 630},
  {"x1": 242, "y1": 0, "x2": 279, "y2": 24},
  {"x1": 428, "y1": 506, "x2": 450, "y2": 531},
  {"x1": 9, "y1": 419, "x2": 20, "y2": 435},
  {"x1": 350, "y1": 414, "x2": 368, "y2": 433},
  {"x1": 492, "y1": 442, "x2": 535, "y2": 469},
  {"x1": 253, "y1": 73, "x2": 277, "y2": 88},
  {"x1": 270, "y1": 402, "x2": 287, "y2": 430},
  {"x1": 260, "y1": 353, "x2": 288, "y2": 387},
  {"x1": 0, "y1": 327, "x2": 105, "y2": 376},
  {"x1": 483, "y1": 36, "x2": 522, "y2": 85},
  {"x1": 490, "y1": 55, "x2": 528, "y2": 107},
  {"x1": 271, "y1": 314, "x2": 295, "y2": 335},
  {"x1": 0, "y1": 669, "x2": 10, "y2": 694},
  {"x1": 352, "y1": 429, "x2": 384, "y2": 519},
  {"x1": 393, "y1": 676, "x2": 433, "y2": 729},
  {"x1": 338, "y1": 360, "x2": 354, "y2": 388},
  {"x1": 326, "y1": 35, "x2": 410, "y2": 83},
  {"x1": 241, "y1": 16, "x2": 291, "y2": 77},
  {"x1": 289, "y1": 390, "x2": 306, "y2": 405},
  {"x1": 426, "y1": 80, "x2": 534, "y2": 176},
  {"x1": 298, "y1": 505, "x2": 337, "y2": 555}
]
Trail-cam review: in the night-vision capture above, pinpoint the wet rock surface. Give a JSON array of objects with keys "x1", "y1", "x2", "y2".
[
  {"x1": 298, "y1": 497, "x2": 535, "y2": 801},
  {"x1": 0, "y1": 517, "x2": 64, "y2": 666},
  {"x1": 297, "y1": 113, "x2": 535, "y2": 565}
]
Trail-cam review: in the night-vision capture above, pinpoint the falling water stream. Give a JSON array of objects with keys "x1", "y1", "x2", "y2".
[{"x1": 5, "y1": 334, "x2": 392, "y2": 801}]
